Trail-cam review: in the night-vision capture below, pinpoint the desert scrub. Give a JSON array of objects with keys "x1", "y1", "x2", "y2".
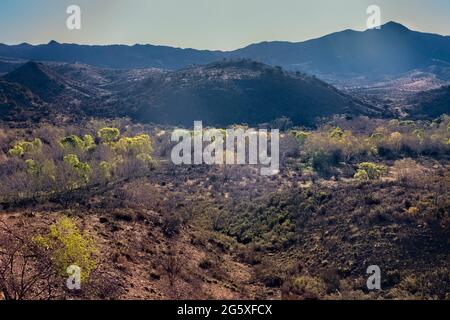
[
  {"x1": 354, "y1": 162, "x2": 386, "y2": 181},
  {"x1": 60, "y1": 134, "x2": 95, "y2": 152},
  {"x1": 8, "y1": 138, "x2": 43, "y2": 157},
  {"x1": 33, "y1": 216, "x2": 98, "y2": 282},
  {"x1": 98, "y1": 127, "x2": 121, "y2": 143},
  {"x1": 282, "y1": 275, "x2": 327, "y2": 299},
  {"x1": 64, "y1": 154, "x2": 92, "y2": 183}
]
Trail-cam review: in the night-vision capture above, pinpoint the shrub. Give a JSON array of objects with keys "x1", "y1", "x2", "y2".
[
  {"x1": 329, "y1": 127, "x2": 344, "y2": 140},
  {"x1": 113, "y1": 134, "x2": 153, "y2": 156},
  {"x1": 64, "y1": 154, "x2": 92, "y2": 183},
  {"x1": 99, "y1": 161, "x2": 115, "y2": 180},
  {"x1": 354, "y1": 162, "x2": 386, "y2": 180},
  {"x1": 290, "y1": 130, "x2": 310, "y2": 144},
  {"x1": 283, "y1": 275, "x2": 327, "y2": 299},
  {"x1": 60, "y1": 135, "x2": 96, "y2": 152},
  {"x1": 98, "y1": 127, "x2": 120, "y2": 143},
  {"x1": 8, "y1": 138, "x2": 42, "y2": 157},
  {"x1": 33, "y1": 217, "x2": 97, "y2": 282}
]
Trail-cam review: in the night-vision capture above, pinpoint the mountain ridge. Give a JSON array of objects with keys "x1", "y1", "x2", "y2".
[{"x1": 1, "y1": 22, "x2": 449, "y2": 80}]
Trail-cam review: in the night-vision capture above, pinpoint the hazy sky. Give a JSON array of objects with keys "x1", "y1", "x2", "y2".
[{"x1": 1, "y1": 0, "x2": 449, "y2": 50}]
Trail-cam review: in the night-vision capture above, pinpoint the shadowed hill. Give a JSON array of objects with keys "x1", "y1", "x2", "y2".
[
  {"x1": 3, "y1": 61, "x2": 66, "y2": 102},
  {"x1": 410, "y1": 85, "x2": 450, "y2": 118},
  {"x1": 113, "y1": 60, "x2": 382, "y2": 127}
]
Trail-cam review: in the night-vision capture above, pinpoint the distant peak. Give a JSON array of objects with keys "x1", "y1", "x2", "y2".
[
  {"x1": 48, "y1": 40, "x2": 60, "y2": 45},
  {"x1": 21, "y1": 61, "x2": 43, "y2": 69},
  {"x1": 380, "y1": 21, "x2": 410, "y2": 32},
  {"x1": 6, "y1": 61, "x2": 49, "y2": 78}
]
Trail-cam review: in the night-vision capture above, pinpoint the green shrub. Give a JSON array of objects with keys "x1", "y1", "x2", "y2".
[
  {"x1": 290, "y1": 130, "x2": 310, "y2": 143},
  {"x1": 8, "y1": 138, "x2": 42, "y2": 157},
  {"x1": 64, "y1": 154, "x2": 92, "y2": 183},
  {"x1": 354, "y1": 162, "x2": 386, "y2": 180},
  {"x1": 113, "y1": 134, "x2": 153, "y2": 157},
  {"x1": 60, "y1": 134, "x2": 96, "y2": 152},
  {"x1": 98, "y1": 127, "x2": 120, "y2": 143},
  {"x1": 33, "y1": 217, "x2": 98, "y2": 282}
]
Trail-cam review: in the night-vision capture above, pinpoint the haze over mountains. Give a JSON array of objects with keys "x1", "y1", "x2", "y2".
[{"x1": 1, "y1": 22, "x2": 450, "y2": 80}]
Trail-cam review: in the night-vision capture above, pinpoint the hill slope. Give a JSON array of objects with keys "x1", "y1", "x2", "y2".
[
  {"x1": 0, "y1": 60, "x2": 380, "y2": 126},
  {"x1": 113, "y1": 60, "x2": 381, "y2": 126},
  {"x1": 0, "y1": 79, "x2": 46, "y2": 122},
  {"x1": 409, "y1": 85, "x2": 450, "y2": 118}
]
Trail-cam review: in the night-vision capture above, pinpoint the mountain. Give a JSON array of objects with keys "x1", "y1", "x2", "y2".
[
  {"x1": 3, "y1": 61, "x2": 66, "y2": 102},
  {"x1": 409, "y1": 85, "x2": 450, "y2": 118},
  {"x1": 0, "y1": 22, "x2": 449, "y2": 80},
  {"x1": 0, "y1": 42, "x2": 222, "y2": 70},
  {"x1": 231, "y1": 22, "x2": 450, "y2": 78},
  {"x1": 0, "y1": 60, "x2": 382, "y2": 126},
  {"x1": 111, "y1": 60, "x2": 382, "y2": 126}
]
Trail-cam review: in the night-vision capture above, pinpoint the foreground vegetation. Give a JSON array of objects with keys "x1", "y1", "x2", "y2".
[{"x1": 0, "y1": 116, "x2": 449, "y2": 300}]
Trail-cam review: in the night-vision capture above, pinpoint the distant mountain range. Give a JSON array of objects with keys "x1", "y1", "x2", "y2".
[
  {"x1": 0, "y1": 60, "x2": 382, "y2": 126},
  {"x1": 1, "y1": 22, "x2": 450, "y2": 81}
]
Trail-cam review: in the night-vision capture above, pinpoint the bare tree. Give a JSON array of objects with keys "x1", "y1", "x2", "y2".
[{"x1": 0, "y1": 220, "x2": 60, "y2": 300}]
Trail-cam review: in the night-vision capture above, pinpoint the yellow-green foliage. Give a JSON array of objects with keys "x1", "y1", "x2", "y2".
[
  {"x1": 98, "y1": 127, "x2": 120, "y2": 143},
  {"x1": 99, "y1": 161, "x2": 115, "y2": 180},
  {"x1": 370, "y1": 132, "x2": 385, "y2": 142},
  {"x1": 329, "y1": 127, "x2": 345, "y2": 139},
  {"x1": 113, "y1": 134, "x2": 153, "y2": 157},
  {"x1": 304, "y1": 129, "x2": 376, "y2": 166},
  {"x1": 354, "y1": 162, "x2": 386, "y2": 180},
  {"x1": 389, "y1": 132, "x2": 403, "y2": 150},
  {"x1": 82, "y1": 134, "x2": 95, "y2": 151},
  {"x1": 25, "y1": 159, "x2": 56, "y2": 180},
  {"x1": 290, "y1": 130, "x2": 311, "y2": 143},
  {"x1": 136, "y1": 153, "x2": 154, "y2": 165},
  {"x1": 413, "y1": 129, "x2": 425, "y2": 140},
  {"x1": 64, "y1": 154, "x2": 92, "y2": 183},
  {"x1": 33, "y1": 217, "x2": 97, "y2": 282},
  {"x1": 8, "y1": 138, "x2": 42, "y2": 157},
  {"x1": 60, "y1": 134, "x2": 96, "y2": 152}
]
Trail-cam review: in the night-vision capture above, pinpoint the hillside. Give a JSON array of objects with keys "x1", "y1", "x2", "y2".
[
  {"x1": 409, "y1": 85, "x2": 450, "y2": 118},
  {"x1": 115, "y1": 60, "x2": 381, "y2": 126},
  {"x1": 0, "y1": 79, "x2": 46, "y2": 122},
  {"x1": 0, "y1": 118, "x2": 448, "y2": 300},
  {"x1": 0, "y1": 60, "x2": 381, "y2": 126},
  {"x1": 3, "y1": 61, "x2": 66, "y2": 102}
]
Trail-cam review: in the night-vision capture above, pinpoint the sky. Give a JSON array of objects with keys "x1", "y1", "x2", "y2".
[{"x1": 0, "y1": 0, "x2": 449, "y2": 50}]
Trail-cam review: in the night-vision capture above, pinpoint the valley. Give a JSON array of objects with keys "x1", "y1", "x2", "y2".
[{"x1": 0, "y1": 20, "x2": 449, "y2": 301}]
